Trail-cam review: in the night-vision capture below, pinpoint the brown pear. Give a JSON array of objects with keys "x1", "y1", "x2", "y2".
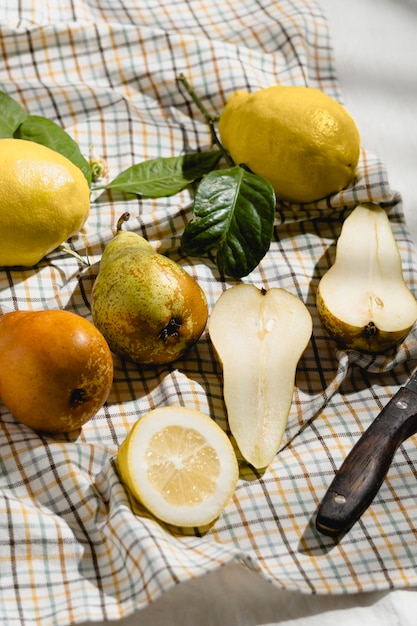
[{"x1": 0, "y1": 309, "x2": 113, "y2": 433}]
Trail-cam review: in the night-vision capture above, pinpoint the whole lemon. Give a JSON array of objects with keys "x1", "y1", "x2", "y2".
[
  {"x1": 0, "y1": 138, "x2": 90, "y2": 267},
  {"x1": 218, "y1": 85, "x2": 361, "y2": 204}
]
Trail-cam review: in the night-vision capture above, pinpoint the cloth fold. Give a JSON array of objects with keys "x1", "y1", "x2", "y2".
[{"x1": 1, "y1": 1, "x2": 417, "y2": 624}]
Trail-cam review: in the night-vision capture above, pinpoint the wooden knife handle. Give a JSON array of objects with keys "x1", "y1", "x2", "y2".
[{"x1": 316, "y1": 386, "x2": 417, "y2": 537}]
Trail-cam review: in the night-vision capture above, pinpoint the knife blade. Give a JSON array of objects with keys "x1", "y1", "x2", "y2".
[{"x1": 316, "y1": 370, "x2": 417, "y2": 538}]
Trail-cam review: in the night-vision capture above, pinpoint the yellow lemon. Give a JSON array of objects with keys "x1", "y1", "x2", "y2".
[
  {"x1": 0, "y1": 138, "x2": 90, "y2": 267},
  {"x1": 117, "y1": 406, "x2": 239, "y2": 528},
  {"x1": 218, "y1": 85, "x2": 361, "y2": 204}
]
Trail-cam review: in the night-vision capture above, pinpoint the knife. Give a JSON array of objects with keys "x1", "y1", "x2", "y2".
[{"x1": 316, "y1": 370, "x2": 417, "y2": 537}]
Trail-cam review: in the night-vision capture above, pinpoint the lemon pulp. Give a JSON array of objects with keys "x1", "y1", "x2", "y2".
[
  {"x1": 117, "y1": 406, "x2": 239, "y2": 527},
  {"x1": 146, "y1": 426, "x2": 220, "y2": 506}
]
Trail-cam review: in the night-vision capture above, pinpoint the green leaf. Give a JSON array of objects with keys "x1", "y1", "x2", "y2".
[
  {"x1": 14, "y1": 115, "x2": 92, "y2": 186},
  {"x1": 105, "y1": 150, "x2": 222, "y2": 197},
  {"x1": 0, "y1": 91, "x2": 28, "y2": 138},
  {"x1": 181, "y1": 165, "x2": 276, "y2": 278}
]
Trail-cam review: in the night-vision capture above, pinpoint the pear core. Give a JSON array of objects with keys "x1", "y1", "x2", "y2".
[{"x1": 317, "y1": 203, "x2": 417, "y2": 353}]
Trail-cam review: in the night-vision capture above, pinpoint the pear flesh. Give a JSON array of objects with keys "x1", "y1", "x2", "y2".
[
  {"x1": 209, "y1": 284, "x2": 312, "y2": 469},
  {"x1": 317, "y1": 203, "x2": 417, "y2": 353},
  {"x1": 91, "y1": 214, "x2": 208, "y2": 366}
]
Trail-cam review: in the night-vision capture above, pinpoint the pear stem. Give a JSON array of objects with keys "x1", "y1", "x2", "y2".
[
  {"x1": 177, "y1": 73, "x2": 234, "y2": 166},
  {"x1": 117, "y1": 212, "x2": 131, "y2": 232}
]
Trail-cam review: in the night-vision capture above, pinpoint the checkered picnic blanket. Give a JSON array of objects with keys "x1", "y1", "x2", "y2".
[{"x1": 1, "y1": 1, "x2": 417, "y2": 624}]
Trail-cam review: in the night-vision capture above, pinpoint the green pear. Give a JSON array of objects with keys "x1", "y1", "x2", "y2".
[
  {"x1": 317, "y1": 203, "x2": 417, "y2": 353},
  {"x1": 209, "y1": 284, "x2": 312, "y2": 469},
  {"x1": 91, "y1": 213, "x2": 208, "y2": 365}
]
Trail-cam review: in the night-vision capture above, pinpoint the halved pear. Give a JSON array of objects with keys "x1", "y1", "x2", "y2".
[
  {"x1": 209, "y1": 284, "x2": 312, "y2": 469},
  {"x1": 317, "y1": 203, "x2": 417, "y2": 353}
]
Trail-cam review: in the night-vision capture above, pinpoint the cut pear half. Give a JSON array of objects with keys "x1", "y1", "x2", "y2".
[
  {"x1": 317, "y1": 203, "x2": 417, "y2": 353},
  {"x1": 209, "y1": 284, "x2": 312, "y2": 469}
]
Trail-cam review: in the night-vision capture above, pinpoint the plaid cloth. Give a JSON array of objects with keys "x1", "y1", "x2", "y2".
[{"x1": 1, "y1": 0, "x2": 417, "y2": 624}]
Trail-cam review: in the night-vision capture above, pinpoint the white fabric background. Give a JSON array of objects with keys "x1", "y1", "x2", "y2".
[{"x1": 74, "y1": 0, "x2": 417, "y2": 624}]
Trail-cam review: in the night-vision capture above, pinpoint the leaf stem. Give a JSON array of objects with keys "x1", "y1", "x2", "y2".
[{"x1": 177, "y1": 74, "x2": 234, "y2": 166}]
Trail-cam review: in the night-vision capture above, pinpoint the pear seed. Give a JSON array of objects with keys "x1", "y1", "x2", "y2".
[{"x1": 265, "y1": 318, "x2": 275, "y2": 333}]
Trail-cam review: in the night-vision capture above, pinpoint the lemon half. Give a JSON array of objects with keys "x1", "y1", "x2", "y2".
[{"x1": 117, "y1": 406, "x2": 239, "y2": 527}]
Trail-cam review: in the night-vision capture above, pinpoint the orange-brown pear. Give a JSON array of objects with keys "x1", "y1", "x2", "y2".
[{"x1": 0, "y1": 309, "x2": 114, "y2": 433}]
